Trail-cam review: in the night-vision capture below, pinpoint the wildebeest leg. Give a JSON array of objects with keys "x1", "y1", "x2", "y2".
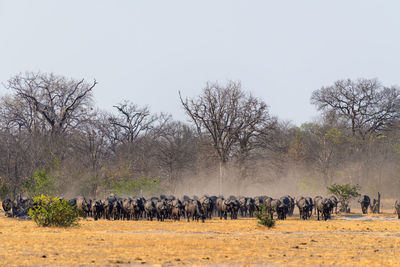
[{"x1": 317, "y1": 210, "x2": 320, "y2": 221}]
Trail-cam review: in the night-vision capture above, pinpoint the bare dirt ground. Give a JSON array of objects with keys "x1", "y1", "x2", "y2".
[{"x1": 1, "y1": 211, "x2": 400, "y2": 266}]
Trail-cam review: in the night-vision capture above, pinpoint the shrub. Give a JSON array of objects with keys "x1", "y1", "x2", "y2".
[
  {"x1": 255, "y1": 203, "x2": 275, "y2": 228},
  {"x1": 327, "y1": 183, "x2": 361, "y2": 212},
  {"x1": 28, "y1": 195, "x2": 79, "y2": 227}
]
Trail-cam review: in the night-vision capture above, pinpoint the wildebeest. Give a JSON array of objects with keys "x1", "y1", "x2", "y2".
[
  {"x1": 144, "y1": 199, "x2": 156, "y2": 221},
  {"x1": 304, "y1": 197, "x2": 313, "y2": 218},
  {"x1": 359, "y1": 195, "x2": 370, "y2": 214},
  {"x1": 199, "y1": 196, "x2": 213, "y2": 219},
  {"x1": 90, "y1": 200, "x2": 104, "y2": 221},
  {"x1": 264, "y1": 198, "x2": 282, "y2": 220},
  {"x1": 70, "y1": 196, "x2": 91, "y2": 218},
  {"x1": 329, "y1": 196, "x2": 338, "y2": 214},
  {"x1": 254, "y1": 196, "x2": 264, "y2": 213},
  {"x1": 315, "y1": 198, "x2": 332, "y2": 221},
  {"x1": 395, "y1": 200, "x2": 400, "y2": 219},
  {"x1": 313, "y1": 196, "x2": 323, "y2": 215},
  {"x1": 218, "y1": 199, "x2": 230, "y2": 220},
  {"x1": 4, "y1": 191, "x2": 385, "y2": 225},
  {"x1": 278, "y1": 196, "x2": 291, "y2": 220},
  {"x1": 121, "y1": 198, "x2": 133, "y2": 220},
  {"x1": 216, "y1": 198, "x2": 238, "y2": 220},
  {"x1": 185, "y1": 199, "x2": 204, "y2": 222},
  {"x1": 156, "y1": 200, "x2": 168, "y2": 221},
  {"x1": 9, "y1": 196, "x2": 33, "y2": 218},
  {"x1": 239, "y1": 197, "x2": 247, "y2": 217},
  {"x1": 284, "y1": 195, "x2": 295, "y2": 216},
  {"x1": 102, "y1": 195, "x2": 121, "y2": 220},
  {"x1": 170, "y1": 199, "x2": 183, "y2": 221},
  {"x1": 2, "y1": 198, "x2": 13, "y2": 217},
  {"x1": 227, "y1": 197, "x2": 240, "y2": 219},
  {"x1": 296, "y1": 197, "x2": 310, "y2": 220},
  {"x1": 239, "y1": 197, "x2": 255, "y2": 217},
  {"x1": 371, "y1": 199, "x2": 379, "y2": 214},
  {"x1": 246, "y1": 197, "x2": 255, "y2": 217},
  {"x1": 79, "y1": 197, "x2": 92, "y2": 218},
  {"x1": 215, "y1": 197, "x2": 225, "y2": 219}
]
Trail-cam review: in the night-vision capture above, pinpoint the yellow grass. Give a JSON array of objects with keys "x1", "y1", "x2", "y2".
[{"x1": 1, "y1": 212, "x2": 400, "y2": 266}]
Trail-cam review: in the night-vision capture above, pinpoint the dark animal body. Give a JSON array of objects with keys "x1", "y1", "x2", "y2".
[
  {"x1": 359, "y1": 195, "x2": 371, "y2": 214},
  {"x1": 3, "y1": 193, "x2": 385, "y2": 223}
]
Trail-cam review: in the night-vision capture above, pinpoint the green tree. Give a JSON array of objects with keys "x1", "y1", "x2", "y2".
[{"x1": 327, "y1": 183, "x2": 361, "y2": 212}]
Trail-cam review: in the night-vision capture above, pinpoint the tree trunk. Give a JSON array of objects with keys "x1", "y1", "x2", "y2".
[
  {"x1": 219, "y1": 161, "x2": 223, "y2": 196},
  {"x1": 378, "y1": 192, "x2": 381, "y2": 213},
  {"x1": 219, "y1": 160, "x2": 227, "y2": 196}
]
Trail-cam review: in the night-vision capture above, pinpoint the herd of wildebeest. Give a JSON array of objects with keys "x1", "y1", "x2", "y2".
[{"x1": 2, "y1": 193, "x2": 400, "y2": 222}]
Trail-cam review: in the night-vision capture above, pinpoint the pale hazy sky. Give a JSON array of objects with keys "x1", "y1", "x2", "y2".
[{"x1": 1, "y1": 1, "x2": 399, "y2": 125}]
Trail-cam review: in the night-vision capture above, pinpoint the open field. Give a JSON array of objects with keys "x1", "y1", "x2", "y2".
[{"x1": 1, "y1": 211, "x2": 400, "y2": 266}]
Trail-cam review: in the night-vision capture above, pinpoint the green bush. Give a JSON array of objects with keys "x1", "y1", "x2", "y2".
[
  {"x1": 255, "y1": 204, "x2": 275, "y2": 228},
  {"x1": 28, "y1": 195, "x2": 79, "y2": 227}
]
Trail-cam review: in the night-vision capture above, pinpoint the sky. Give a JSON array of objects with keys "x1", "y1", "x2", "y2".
[{"x1": 0, "y1": 1, "x2": 399, "y2": 125}]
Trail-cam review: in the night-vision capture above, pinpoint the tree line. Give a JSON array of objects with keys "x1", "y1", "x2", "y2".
[{"x1": 0, "y1": 72, "x2": 399, "y2": 199}]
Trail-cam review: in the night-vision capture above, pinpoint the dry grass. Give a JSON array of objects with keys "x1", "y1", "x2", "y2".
[{"x1": 1, "y1": 211, "x2": 400, "y2": 266}]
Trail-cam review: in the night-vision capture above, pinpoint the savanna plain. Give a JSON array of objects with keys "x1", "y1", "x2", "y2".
[{"x1": 1, "y1": 208, "x2": 400, "y2": 266}]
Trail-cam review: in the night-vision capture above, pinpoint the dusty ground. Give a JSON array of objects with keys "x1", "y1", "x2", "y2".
[{"x1": 0, "y1": 211, "x2": 400, "y2": 266}]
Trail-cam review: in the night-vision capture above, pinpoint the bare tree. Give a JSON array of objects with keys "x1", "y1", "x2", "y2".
[
  {"x1": 233, "y1": 95, "x2": 277, "y2": 194},
  {"x1": 180, "y1": 81, "x2": 273, "y2": 194},
  {"x1": 108, "y1": 100, "x2": 156, "y2": 144},
  {"x1": 0, "y1": 94, "x2": 41, "y2": 133},
  {"x1": 5, "y1": 72, "x2": 97, "y2": 135},
  {"x1": 311, "y1": 78, "x2": 400, "y2": 139},
  {"x1": 156, "y1": 121, "x2": 197, "y2": 193},
  {"x1": 180, "y1": 82, "x2": 243, "y2": 193},
  {"x1": 72, "y1": 113, "x2": 110, "y2": 198},
  {"x1": 300, "y1": 123, "x2": 348, "y2": 186}
]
